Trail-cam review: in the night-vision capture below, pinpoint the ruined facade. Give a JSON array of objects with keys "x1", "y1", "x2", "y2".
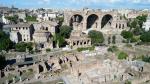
[
  {"x1": 9, "y1": 21, "x2": 58, "y2": 50},
  {"x1": 33, "y1": 21, "x2": 58, "y2": 50},
  {"x1": 64, "y1": 9, "x2": 127, "y2": 31},
  {"x1": 64, "y1": 9, "x2": 128, "y2": 47},
  {"x1": 66, "y1": 30, "x2": 91, "y2": 49},
  {"x1": 10, "y1": 23, "x2": 34, "y2": 43}
]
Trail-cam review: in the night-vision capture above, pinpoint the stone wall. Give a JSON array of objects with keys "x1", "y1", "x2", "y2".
[{"x1": 64, "y1": 9, "x2": 127, "y2": 31}]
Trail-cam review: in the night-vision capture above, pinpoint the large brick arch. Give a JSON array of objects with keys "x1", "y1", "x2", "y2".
[
  {"x1": 86, "y1": 14, "x2": 99, "y2": 29},
  {"x1": 69, "y1": 14, "x2": 84, "y2": 27},
  {"x1": 63, "y1": 10, "x2": 127, "y2": 31},
  {"x1": 101, "y1": 14, "x2": 113, "y2": 28}
]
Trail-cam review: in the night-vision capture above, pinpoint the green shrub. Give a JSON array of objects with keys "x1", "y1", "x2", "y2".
[
  {"x1": 131, "y1": 37, "x2": 138, "y2": 43},
  {"x1": 0, "y1": 30, "x2": 13, "y2": 51},
  {"x1": 46, "y1": 48, "x2": 51, "y2": 52},
  {"x1": 121, "y1": 30, "x2": 133, "y2": 43},
  {"x1": 28, "y1": 69, "x2": 33, "y2": 72},
  {"x1": 15, "y1": 42, "x2": 27, "y2": 52},
  {"x1": 15, "y1": 42, "x2": 33, "y2": 52},
  {"x1": 77, "y1": 46, "x2": 95, "y2": 52},
  {"x1": 88, "y1": 30, "x2": 104, "y2": 45},
  {"x1": 25, "y1": 16, "x2": 37, "y2": 22},
  {"x1": 107, "y1": 46, "x2": 118, "y2": 52},
  {"x1": 53, "y1": 25, "x2": 73, "y2": 47},
  {"x1": 60, "y1": 25, "x2": 73, "y2": 38},
  {"x1": 140, "y1": 31, "x2": 150, "y2": 42},
  {"x1": 30, "y1": 50, "x2": 34, "y2": 54},
  {"x1": 5, "y1": 15, "x2": 18, "y2": 23},
  {"x1": 125, "y1": 44, "x2": 132, "y2": 48},
  {"x1": 121, "y1": 30, "x2": 133, "y2": 39},
  {"x1": 125, "y1": 80, "x2": 131, "y2": 84},
  {"x1": 118, "y1": 51, "x2": 128, "y2": 60},
  {"x1": 142, "y1": 55, "x2": 150, "y2": 63}
]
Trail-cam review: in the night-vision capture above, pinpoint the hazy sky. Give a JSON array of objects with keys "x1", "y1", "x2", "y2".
[{"x1": 0, "y1": 0, "x2": 150, "y2": 9}]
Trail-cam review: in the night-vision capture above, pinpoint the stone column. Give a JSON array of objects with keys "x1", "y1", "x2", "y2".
[
  {"x1": 71, "y1": 41, "x2": 73, "y2": 49},
  {"x1": 13, "y1": 77, "x2": 15, "y2": 83},
  {"x1": 36, "y1": 64, "x2": 40, "y2": 74},
  {"x1": 122, "y1": 24, "x2": 123, "y2": 29},
  {"x1": 83, "y1": 16, "x2": 87, "y2": 31},
  {"x1": 35, "y1": 74, "x2": 39, "y2": 79},
  {"x1": 86, "y1": 40, "x2": 88, "y2": 45},
  {"x1": 89, "y1": 40, "x2": 91, "y2": 45},
  {"x1": 76, "y1": 16, "x2": 79, "y2": 22},
  {"x1": 41, "y1": 63, "x2": 47, "y2": 73},
  {"x1": 56, "y1": 41, "x2": 59, "y2": 48},
  {"x1": 77, "y1": 41, "x2": 80, "y2": 46},
  {"x1": 82, "y1": 41, "x2": 84, "y2": 47},
  {"x1": 98, "y1": 15, "x2": 102, "y2": 30},
  {"x1": 5, "y1": 80, "x2": 8, "y2": 84}
]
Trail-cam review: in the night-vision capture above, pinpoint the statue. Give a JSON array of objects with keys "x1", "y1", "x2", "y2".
[
  {"x1": 76, "y1": 16, "x2": 79, "y2": 22},
  {"x1": 19, "y1": 77, "x2": 22, "y2": 82},
  {"x1": 5, "y1": 80, "x2": 8, "y2": 84},
  {"x1": 72, "y1": 16, "x2": 75, "y2": 22}
]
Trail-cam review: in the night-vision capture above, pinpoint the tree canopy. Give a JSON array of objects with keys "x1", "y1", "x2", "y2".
[
  {"x1": 128, "y1": 15, "x2": 147, "y2": 36},
  {"x1": 5, "y1": 15, "x2": 18, "y2": 24},
  {"x1": 107, "y1": 46, "x2": 118, "y2": 52},
  {"x1": 136, "y1": 14, "x2": 147, "y2": 28},
  {"x1": 121, "y1": 30, "x2": 133, "y2": 42},
  {"x1": 53, "y1": 25, "x2": 72, "y2": 47},
  {"x1": 15, "y1": 42, "x2": 33, "y2": 52},
  {"x1": 129, "y1": 20, "x2": 138, "y2": 29},
  {"x1": 25, "y1": 16, "x2": 37, "y2": 22},
  {"x1": 56, "y1": 16, "x2": 64, "y2": 26},
  {"x1": 88, "y1": 30, "x2": 104, "y2": 45},
  {"x1": 129, "y1": 14, "x2": 147, "y2": 29},
  {"x1": 59, "y1": 25, "x2": 73, "y2": 39},
  {"x1": 132, "y1": 27, "x2": 145, "y2": 36},
  {"x1": 77, "y1": 46, "x2": 95, "y2": 52},
  {"x1": 53, "y1": 33, "x2": 66, "y2": 47},
  {"x1": 142, "y1": 55, "x2": 150, "y2": 63},
  {"x1": 0, "y1": 30, "x2": 13, "y2": 51},
  {"x1": 140, "y1": 31, "x2": 150, "y2": 42}
]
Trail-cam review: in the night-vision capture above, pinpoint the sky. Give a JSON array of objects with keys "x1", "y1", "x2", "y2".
[{"x1": 0, "y1": 0, "x2": 150, "y2": 9}]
